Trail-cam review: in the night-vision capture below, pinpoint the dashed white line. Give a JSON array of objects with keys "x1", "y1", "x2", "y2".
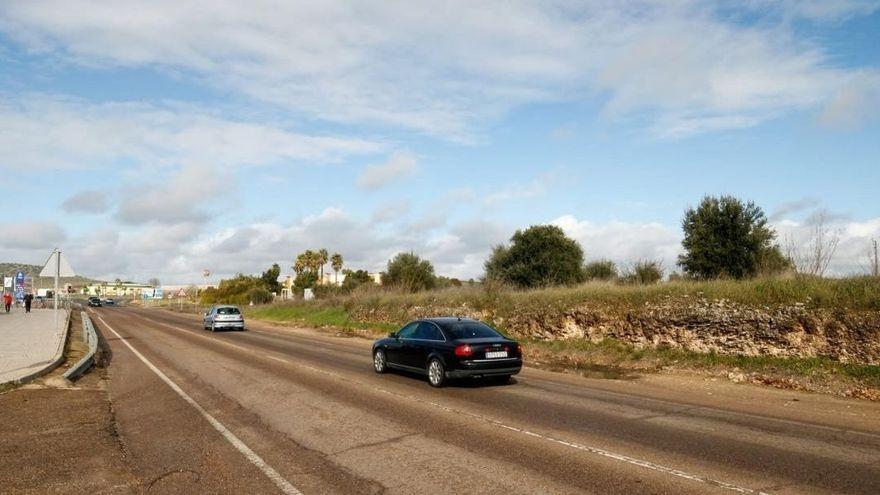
[
  {"x1": 96, "y1": 316, "x2": 302, "y2": 495},
  {"x1": 132, "y1": 314, "x2": 773, "y2": 495}
]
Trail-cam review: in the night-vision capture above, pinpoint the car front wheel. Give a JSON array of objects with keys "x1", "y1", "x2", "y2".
[
  {"x1": 427, "y1": 358, "x2": 445, "y2": 388},
  {"x1": 373, "y1": 349, "x2": 387, "y2": 373}
]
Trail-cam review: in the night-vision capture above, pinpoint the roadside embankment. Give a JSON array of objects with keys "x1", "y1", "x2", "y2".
[{"x1": 242, "y1": 277, "x2": 880, "y2": 399}]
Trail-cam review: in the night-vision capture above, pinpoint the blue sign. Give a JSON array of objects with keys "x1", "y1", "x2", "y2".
[
  {"x1": 154, "y1": 288, "x2": 164, "y2": 299},
  {"x1": 14, "y1": 271, "x2": 25, "y2": 301}
]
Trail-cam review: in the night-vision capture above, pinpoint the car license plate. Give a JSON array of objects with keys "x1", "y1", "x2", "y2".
[{"x1": 485, "y1": 351, "x2": 508, "y2": 359}]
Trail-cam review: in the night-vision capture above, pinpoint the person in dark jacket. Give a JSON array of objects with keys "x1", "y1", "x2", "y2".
[{"x1": 24, "y1": 292, "x2": 33, "y2": 313}]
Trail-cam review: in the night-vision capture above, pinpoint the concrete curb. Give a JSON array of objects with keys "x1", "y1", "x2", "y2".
[
  {"x1": 63, "y1": 312, "x2": 98, "y2": 381},
  {"x1": 6, "y1": 309, "x2": 72, "y2": 386}
]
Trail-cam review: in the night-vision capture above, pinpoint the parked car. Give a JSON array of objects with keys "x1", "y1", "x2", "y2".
[
  {"x1": 87, "y1": 297, "x2": 102, "y2": 307},
  {"x1": 203, "y1": 305, "x2": 246, "y2": 331},
  {"x1": 372, "y1": 317, "x2": 522, "y2": 387},
  {"x1": 102, "y1": 298, "x2": 116, "y2": 306}
]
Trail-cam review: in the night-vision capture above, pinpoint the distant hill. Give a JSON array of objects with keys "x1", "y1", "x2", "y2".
[{"x1": 0, "y1": 262, "x2": 102, "y2": 286}]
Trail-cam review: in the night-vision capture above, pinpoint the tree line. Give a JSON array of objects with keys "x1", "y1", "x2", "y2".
[
  {"x1": 485, "y1": 195, "x2": 799, "y2": 288},
  {"x1": 202, "y1": 194, "x2": 864, "y2": 303}
]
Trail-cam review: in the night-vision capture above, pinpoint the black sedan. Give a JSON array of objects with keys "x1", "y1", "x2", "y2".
[{"x1": 372, "y1": 317, "x2": 522, "y2": 387}]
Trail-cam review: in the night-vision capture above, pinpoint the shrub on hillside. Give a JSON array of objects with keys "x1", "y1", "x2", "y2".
[
  {"x1": 260, "y1": 263, "x2": 282, "y2": 294},
  {"x1": 382, "y1": 252, "x2": 436, "y2": 292},
  {"x1": 246, "y1": 287, "x2": 273, "y2": 304},
  {"x1": 342, "y1": 269, "x2": 375, "y2": 291},
  {"x1": 622, "y1": 260, "x2": 663, "y2": 284},
  {"x1": 584, "y1": 259, "x2": 618, "y2": 281},
  {"x1": 679, "y1": 195, "x2": 788, "y2": 279},
  {"x1": 485, "y1": 224, "x2": 585, "y2": 288},
  {"x1": 199, "y1": 264, "x2": 281, "y2": 305}
]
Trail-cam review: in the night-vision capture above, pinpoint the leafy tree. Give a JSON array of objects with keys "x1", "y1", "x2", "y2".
[
  {"x1": 584, "y1": 260, "x2": 617, "y2": 281},
  {"x1": 382, "y1": 252, "x2": 436, "y2": 292},
  {"x1": 679, "y1": 195, "x2": 785, "y2": 279},
  {"x1": 246, "y1": 286, "x2": 272, "y2": 304},
  {"x1": 148, "y1": 277, "x2": 161, "y2": 287},
  {"x1": 260, "y1": 263, "x2": 281, "y2": 293},
  {"x1": 341, "y1": 269, "x2": 374, "y2": 291},
  {"x1": 294, "y1": 271, "x2": 318, "y2": 291},
  {"x1": 485, "y1": 225, "x2": 585, "y2": 288},
  {"x1": 330, "y1": 253, "x2": 343, "y2": 284},
  {"x1": 293, "y1": 250, "x2": 322, "y2": 278}
]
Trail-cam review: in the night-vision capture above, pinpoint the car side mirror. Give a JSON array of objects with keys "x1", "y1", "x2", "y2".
[{"x1": 389, "y1": 331, "x2": 397, "y2": 338}]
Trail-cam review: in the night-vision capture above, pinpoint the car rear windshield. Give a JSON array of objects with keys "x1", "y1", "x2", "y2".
[
  {"x1": 217, "y1": 307, "x2": 240, "y2": 315},
  {"x1": 444, "y1": 322, "x2": 502, "y2": 339}
]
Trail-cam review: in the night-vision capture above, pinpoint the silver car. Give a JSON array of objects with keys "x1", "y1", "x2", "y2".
[{"x1": 203, "y1": 305, "x2": 246, "y2": 331}]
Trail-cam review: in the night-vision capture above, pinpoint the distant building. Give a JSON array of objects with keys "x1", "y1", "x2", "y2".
[
  {"x1": 279, "y1": 271, "x2": 381, "y2": 299},
  {"x1": 83, "y1": 282, "x2": 155, "y2": 298}
]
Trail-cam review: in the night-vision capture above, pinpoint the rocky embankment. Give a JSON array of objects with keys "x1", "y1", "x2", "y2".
[{"x1": 350, "y1": 296, "x2": 880, "y2": 365}]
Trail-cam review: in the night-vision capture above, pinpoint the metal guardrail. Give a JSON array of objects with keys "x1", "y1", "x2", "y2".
[{"x1": 63, "y1": 311, "x2": 98, "y2": 381}]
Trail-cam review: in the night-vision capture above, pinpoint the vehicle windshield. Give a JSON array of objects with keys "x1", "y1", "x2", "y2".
[
  {"x1": 217, "y1": 307, "x2": 240, "y2": 315},
  {"x1": 444, "y1": 322, "x2": 502, "y2": 339}
]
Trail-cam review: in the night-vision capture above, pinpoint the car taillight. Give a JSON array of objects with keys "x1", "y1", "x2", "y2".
[
  {"x1": 454, "y1": 344, "x2": 473, "y2": 357},
  {"x1": 516, "y1": 344, "x2": 522, "y2": 354}
]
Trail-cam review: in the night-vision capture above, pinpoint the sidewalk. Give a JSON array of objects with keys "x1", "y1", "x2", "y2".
[{"x1": 0, "y1": 308, "x2": 70, "y2": 385}]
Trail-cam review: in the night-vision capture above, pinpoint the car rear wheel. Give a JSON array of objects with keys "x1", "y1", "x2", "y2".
[
  {"x1": 373, "y1": 349, "x2": 387, "y2": 373},
  {"x1": 427, "y1": 358, "x2": 445, "y2": 388}
]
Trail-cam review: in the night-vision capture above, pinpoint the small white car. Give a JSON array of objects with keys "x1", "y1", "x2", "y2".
[{"x1": 203, "y1": 305, "x2": 246, "y2": 331}]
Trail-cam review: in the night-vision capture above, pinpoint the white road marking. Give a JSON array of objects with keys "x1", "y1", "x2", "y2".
[
  {"x1": 96, "y1": 316, "x2": 302, "y2": 495},
  {"x1": 133, "y1": 314, "x2": 772, "y2": 495}
]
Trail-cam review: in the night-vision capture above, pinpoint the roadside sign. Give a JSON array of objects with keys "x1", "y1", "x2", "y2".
[
  {"x1": 177, "y1": 288, "x2": 187, "y2": 298},
  {"x1": 14, "y1": 271, "x2": 25, "y2": 301},
  {"x1": 39, "y1": 251, "x2": 76, "y2": 277}
]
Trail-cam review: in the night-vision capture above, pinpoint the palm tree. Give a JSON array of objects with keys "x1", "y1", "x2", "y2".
[
  {"x1": 293, "y1": 255, "x2": 306, "y2": 275},
  {"x1": 330, "y1": 253, "x2": 343, "y2": 285},
  {"x1": 318, "y1": 249, "x2": 329, "y2": 284}
]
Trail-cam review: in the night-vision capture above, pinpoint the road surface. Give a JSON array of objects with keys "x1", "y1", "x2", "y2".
[{"x1": 88, "y1": 306, "x2": 880, "y2": 494}]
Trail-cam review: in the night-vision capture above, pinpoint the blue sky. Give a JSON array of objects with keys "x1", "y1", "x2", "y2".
[{"x1": 1, "y1": 1, "x2": 879, "y2": 283}]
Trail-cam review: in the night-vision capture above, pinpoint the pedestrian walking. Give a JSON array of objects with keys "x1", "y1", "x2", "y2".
[
  {"x1": 3, "y1": 292, "x2": 12, "y2": 313},
  {"x1": 24, "y1": 292, "x2": 33, "y2": 313}
]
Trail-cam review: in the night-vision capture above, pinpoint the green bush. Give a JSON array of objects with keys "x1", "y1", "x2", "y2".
[
  {"x1": 341, "y1": 269, "x2": 375, "y2": 291},
  {"x1": 622, "y1": 260, "x2": 663, "y2": 284},
  {"x1": 584, "y1": 259, "x2": 618, "y2": 280},
  {"x1": 381, "y1": 252, "x2": 436, "y2": 292},
  {"x1": 199, "y1": 264, "x2": 280, "y2": 305},
  {"x1": 485, "y1": 224, "x2": 585, "y2": 288},
  {"x1": 679, "y1": 195, "x2": 788, "y2": 279}
]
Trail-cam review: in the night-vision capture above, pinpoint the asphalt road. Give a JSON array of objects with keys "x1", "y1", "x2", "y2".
[{"x1": 89, "y1": 306, "x2": 880, "y2": 494}]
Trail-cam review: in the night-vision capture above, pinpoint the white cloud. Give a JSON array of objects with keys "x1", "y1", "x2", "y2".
[
  {"x1": 0, "y1": 94, "x2": 383, "y2": 171},
  {"x1": 483, "y1": 172, "x2": 556, "y2": 205},
  {"x1": 61, "y1": 189, "x2": 109, "y2": 214},
  {"x1": 775, "y1": 216, "x2": 880, "y2": 275},
  {"x1": 819, "y1": 72, "x2": 880, "y2": 129},
  {"x1": 552, "y1": 215, "x2": 683, "y2": 270},
  {"x1": 0, "y1": 222, "x2": 66, "y2": 250},
  {"x1": 1, "y1": 1, "x2": 876, "y2": 138},
  {"x1": 357, "y1": 151, "x2": 418, "y2": 190},
  {"x1": 115, "y1": 163, "x2": 224, "y2": 225}
]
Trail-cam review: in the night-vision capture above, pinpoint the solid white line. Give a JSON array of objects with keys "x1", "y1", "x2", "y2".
[
  {"x1": 136, "y1": 315, "x2": 771, "y2": 495},
  {"x1": 97, "y1": 316, "x2": 302, "y2": 495}
]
